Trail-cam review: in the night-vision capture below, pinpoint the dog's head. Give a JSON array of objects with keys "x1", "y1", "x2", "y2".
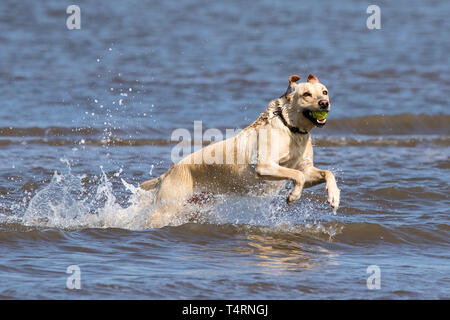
[{"x1": 281, "y1": 74, "x2": 331, "y2": 129}]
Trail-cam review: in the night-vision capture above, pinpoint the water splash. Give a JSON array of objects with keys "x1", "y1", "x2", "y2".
[
  {"x1": 17, "y1": 164, "x2": 153, "y2": 230},
  {"x1": 1, "y1": 160, "x2": 341, "y2": 237}
]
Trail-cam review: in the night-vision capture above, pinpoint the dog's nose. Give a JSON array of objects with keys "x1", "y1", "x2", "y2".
[{"x1": 318, "y1": 99, "x2": 329, "y2": 110}]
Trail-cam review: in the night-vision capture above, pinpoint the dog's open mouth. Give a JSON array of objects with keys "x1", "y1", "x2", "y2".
[{"x1": 303, "y1": 110, "x2": 328, "y2": 127}]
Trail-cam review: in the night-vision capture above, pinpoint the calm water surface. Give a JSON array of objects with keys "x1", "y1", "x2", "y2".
[{"x1": 0, "y1": 0, "x2": 449, "y2": 299}]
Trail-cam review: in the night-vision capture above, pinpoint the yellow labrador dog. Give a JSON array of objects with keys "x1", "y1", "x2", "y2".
[{"x1": 141, "y1": 74, "x2": 340, "y2": 228}]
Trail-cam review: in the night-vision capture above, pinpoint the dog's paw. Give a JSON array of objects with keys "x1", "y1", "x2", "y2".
[
  {"x1": 327, "y1": 186, "x2": 340, "y2": 210},
  {"x1": 286, "y1": 192, "x2": 301, "y2": 206},
  {"x1": 286, "y1": 195, "x2": 296, "y2": 206}
]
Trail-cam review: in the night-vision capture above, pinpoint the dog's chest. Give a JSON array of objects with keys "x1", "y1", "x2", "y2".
[{"x1": 278, "y1": 135, "x2": 308, "y2": 168}]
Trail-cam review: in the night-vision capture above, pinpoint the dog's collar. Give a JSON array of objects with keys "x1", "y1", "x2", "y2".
[{"x1": 274, "y1": 108, "x2": 309, "y2": 135}]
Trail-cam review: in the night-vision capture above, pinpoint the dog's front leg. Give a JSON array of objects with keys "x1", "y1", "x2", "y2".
[
  {"x1": 304, "y1": 167, "x2": 340, "y2": 210},
  {"x1": 256, "y1": 163, "x2": 305, "y2": 205}
]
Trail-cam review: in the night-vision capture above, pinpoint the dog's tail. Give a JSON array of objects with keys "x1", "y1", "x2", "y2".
[
  {"x1": 139, "y1": 175, "x2": 163, "y2": 191},
  {"x1": 139, "y1": 165, "x2": 176, "y2": 190}
]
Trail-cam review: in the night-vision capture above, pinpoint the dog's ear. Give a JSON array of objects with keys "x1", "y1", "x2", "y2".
[
  {"x1": 289, "y1": 75, "x2": 300, "y2": 85},
  {"x1": 283, "y1": 74, "x2": 300, "y2": 98},
  {"x1": 307, "y1": 74, "x2": 319, "y2": 84}
]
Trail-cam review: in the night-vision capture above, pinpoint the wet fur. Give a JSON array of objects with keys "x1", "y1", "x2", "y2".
[{"x1": 141, "y1": 74, "x2": 340, "y2": 228}]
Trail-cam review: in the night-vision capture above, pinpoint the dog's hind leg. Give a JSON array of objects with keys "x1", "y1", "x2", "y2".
[
  {"x1": 147, "y1": 202, "x2": 186, "y2": 228},
  {"x1": 146, "y1": 165, "x2": 194, "y2": 228}
]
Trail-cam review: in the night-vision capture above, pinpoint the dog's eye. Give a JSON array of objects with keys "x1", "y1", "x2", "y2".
[
  {"x1": 323, "y1": 90, "x2": 328, "y2": 95},
  {"x1": 303, "y1": 92, "x2": 312, "y2": 97}
]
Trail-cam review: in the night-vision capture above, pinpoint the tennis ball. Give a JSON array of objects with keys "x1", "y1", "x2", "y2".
[{"x1": 311, "y1": 111, "x2": 328, "y2": 120}]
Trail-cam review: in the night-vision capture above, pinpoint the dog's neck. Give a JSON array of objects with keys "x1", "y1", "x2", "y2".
[
  {"x1": 269, "y1": 97, "x2": 315, "y2": 134},
  {"x1": 273, "y1": 107, "x2": 308, "y2": 134}
]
